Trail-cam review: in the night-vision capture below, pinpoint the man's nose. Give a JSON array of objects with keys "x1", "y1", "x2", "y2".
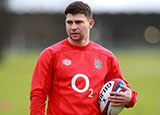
[{"x1": 71, "y1": 23, "x2": 78, "y2": 30}]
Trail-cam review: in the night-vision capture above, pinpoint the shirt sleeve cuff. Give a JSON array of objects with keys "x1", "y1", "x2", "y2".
[{"x1": 125, "y1": 91, "x2": 138, "y2": 108}]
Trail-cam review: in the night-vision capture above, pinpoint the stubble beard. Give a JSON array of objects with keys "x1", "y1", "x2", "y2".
[{"x1": 69, "y1": 33, "x2": 84, "y2": 41}]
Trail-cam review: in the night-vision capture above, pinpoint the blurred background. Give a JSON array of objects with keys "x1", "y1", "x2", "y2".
[{"x1": 0, "y1": 0, "x2": 160, "y2": 115}]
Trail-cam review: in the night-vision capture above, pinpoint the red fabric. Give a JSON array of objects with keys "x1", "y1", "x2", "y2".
[
  {"x1": 30, "y1": 38, "x2": 137, "y2": 115},
  {"x1": 125, "y1": 91, "x2": 138, "y2": 108}
]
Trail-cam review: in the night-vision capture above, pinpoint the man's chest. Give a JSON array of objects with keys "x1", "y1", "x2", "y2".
[{"x1": 53, "y1": 51, "x2": 109, "y2": 87}]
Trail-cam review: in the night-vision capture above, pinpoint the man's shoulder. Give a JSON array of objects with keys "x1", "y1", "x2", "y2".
[
  {"x1": 50, "y1": 39, "x2": 67, "y2": 49},
  {"x1": 90, "y1": 41, "x2": 114, "y2": 57},
  {"x1": 40, "y1": 39, "x2": 68, "y2": 56},
  {"x1": 45, "y1": 39, "x2": 67, "y2": 51}
]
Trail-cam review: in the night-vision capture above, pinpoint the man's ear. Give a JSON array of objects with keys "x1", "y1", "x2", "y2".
[{"x1": 89, "y1": 19, "x2": 94, "y2": 29}]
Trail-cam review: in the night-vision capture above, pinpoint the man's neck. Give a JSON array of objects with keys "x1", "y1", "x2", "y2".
[{"x1": 68, "y1": 37, "x2": 89, "y2": 47}]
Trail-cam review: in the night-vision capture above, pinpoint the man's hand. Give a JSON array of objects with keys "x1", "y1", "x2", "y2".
[{"x1": 108, "y1": 85, "x2": 132, "y2": 106}]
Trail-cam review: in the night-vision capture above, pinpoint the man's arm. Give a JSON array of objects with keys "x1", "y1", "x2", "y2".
[
  {"x1": 30, "y1": 48, "x2": 54, "y2": 115},
  {"x1": 105, "y1": 52, "x2": 138, "y2": 108}
]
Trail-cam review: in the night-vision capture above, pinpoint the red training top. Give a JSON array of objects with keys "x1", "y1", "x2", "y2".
[{"x1": 30, "y1": 38, "x2": 137, "y2": 115}]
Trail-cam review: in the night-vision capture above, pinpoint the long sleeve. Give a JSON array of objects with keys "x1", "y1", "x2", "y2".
[
  {"x1": 30, "y1": 48, "x2": 54, "y2": 115},
  {"x1": 125, "y1": 91, "x2": 138, "y2": 108},
  {"x1": 105, "y1": 53, "x2": 138, "y2": 108}
]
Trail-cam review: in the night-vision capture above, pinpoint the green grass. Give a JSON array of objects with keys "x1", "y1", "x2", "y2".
[
  {"x1": 116, "y1": 49, "x2": 160, "y2": 115},
  {"x1": 0, "y1": 52, "x2": 39, "y2": 115},
  {"x1": 0, "y1": 49, "x2": 160, "y2": 115}
]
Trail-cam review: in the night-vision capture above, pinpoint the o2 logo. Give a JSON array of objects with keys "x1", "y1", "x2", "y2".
[{"x1": 71, "y1": 74, "x2": 93, "y2": 98}]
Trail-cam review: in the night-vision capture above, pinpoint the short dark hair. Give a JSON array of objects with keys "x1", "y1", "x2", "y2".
[{"x1": 64, "y1": 1, "x2": 92, "y2": 19}]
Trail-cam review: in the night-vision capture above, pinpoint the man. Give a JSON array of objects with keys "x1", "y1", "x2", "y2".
[{"x1": 30, "y1": 1, "x2": 137, "y2": 115}]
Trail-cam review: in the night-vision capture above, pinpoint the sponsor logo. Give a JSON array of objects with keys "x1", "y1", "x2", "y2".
[
  {"x1": 62, "y1": 59, "x2": 72, "y2": 66},
  {"x1": 71, "y1": 73, "x2": 94, "y2": 98}
]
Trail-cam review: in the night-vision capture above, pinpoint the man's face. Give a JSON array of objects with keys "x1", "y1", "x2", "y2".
[{"x1": 65, "y1": 13, "x2": 94, "y2": 41}]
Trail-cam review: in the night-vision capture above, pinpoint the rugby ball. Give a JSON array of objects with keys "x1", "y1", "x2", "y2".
[{"x1": 98, "y1": 78, "x2": 126, "y2": 115}]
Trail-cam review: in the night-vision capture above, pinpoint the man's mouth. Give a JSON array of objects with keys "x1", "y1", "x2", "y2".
[
  {"x1": 71, "y1": 32, "x2": 79, "y2": 34},
  {"x1": 71, "y1": 33, "x2": 80, "y2": 36}
]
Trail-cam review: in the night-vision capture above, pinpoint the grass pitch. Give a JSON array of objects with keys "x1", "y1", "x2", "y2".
[{"x1": 0, "y1": 49, "x2": 160, "y2": 115}]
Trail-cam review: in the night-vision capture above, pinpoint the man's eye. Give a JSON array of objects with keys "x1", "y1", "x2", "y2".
[
  {"x1": 76, "y1": 21, "x2": 82, "y2": 24},
  {"x1": 67, "y1": 21, "x2": 72, "y2": 24}
]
